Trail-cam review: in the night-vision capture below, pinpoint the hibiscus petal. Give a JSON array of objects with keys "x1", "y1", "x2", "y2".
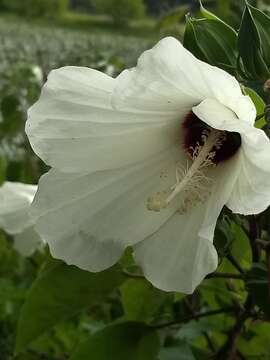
[
  {"x1": 0, "y1": 182, "x2": 37, "y2": 234},
  {"x1": 31, "y1": 148, "x2": 183, "y2": 271},
  {"x1": 113, "y1": 37, "x2": 249, "y2": 123},
  {"x1": 26, "y1": 66, "x2": 181, "y2": 173},
  {"x1": 227, "y1": 129, "x2": 270, "y2": 214},
  {"x1": 192, "y1": 98, "x2": 256, "y2": 130},
  {"x1": 193, "y1": 98, "x2": 270, "y2": 215},
  {"x1": 133, "y1": 156, "x2": 240, "y2": 293}
]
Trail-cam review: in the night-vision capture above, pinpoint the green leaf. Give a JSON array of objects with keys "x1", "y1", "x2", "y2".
[
  {"x1": 238, "y1": 3, "x2": 270, "y2": 81},
  {"x1": 15, "y1": 263, "x2": 125, "y2": 353},
  {"x1": 230, "y1": 221, "x2": 252, "y2": 268},
  {"x1": 199, "y1": 0, "x2": 220, "y2": 20},
  {"x1": 214, "y1": 217, "x2": 234, "y2": 257},
  {"x1": 120, "y1": 279, "x2": 168, "y2": 322},
  {"x1": 177, "y1": 319, "x2": 222, "y2": 343},
  {"x1": 199, "y1": 0, "x2": 230, "y2": 25},
  {"x1": 238, "y1": 321, "x2": 270, "y2": 358},
  {"x1": 183, "y1": 16, "x2": 237, "y2": 74},
  {"x1": 70, "y1": 322, "x2": 160, "y2": 360},
  {"x1": 244, "y1": 87, "x2": 266, "y2": 128},
  {"x1": 246, "y1": 263, "x2": 270, "y2": 317},
  {"x1": 200, "y1": 278, "x2": 234, "y2": 308},
  {"x1": 160, "y1": 341, "x2": 195, "y2": 360}
]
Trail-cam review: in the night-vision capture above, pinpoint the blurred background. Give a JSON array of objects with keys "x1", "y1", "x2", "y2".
[{"x1": 0, "y1": 1, "x2": 270, "y2": 359}]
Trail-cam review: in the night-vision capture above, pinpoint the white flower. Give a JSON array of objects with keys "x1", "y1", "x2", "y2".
[
  {"x1": 0, "y1": 182, "x2": 43, "y2": 256},
  {"x1": 26, "y1": 37, "x2": 270, "y2": 293},
  {"x1": 31, "y1": 65, "x2": 43, "y2": 85}
]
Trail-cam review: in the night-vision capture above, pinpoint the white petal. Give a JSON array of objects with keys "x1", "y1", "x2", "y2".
[
  {"x1": 134, "y1": 156, "x2": 240, "y2": 293},
  {"x1": 113, "y1": 37, "x2": 250, "y2": 123},
  {"x1": 192, "y1": 98, "x2": 270, "y2": 215},
  {"x1": 0, "y1": 182, "x2": 37, "y2": 234},
  {"x1": 13, "y1": 226, "x2": 43, "y2": 256},
  {"x1": 31, "y1": 148, "x2": 184, "y2": 271},
  {"x1": 192, "y1": 98, "x2": 256, "y2": 131},
  {"x1": 27, "y1": 66, "x2": 180, "y2": 173},
  {"x1": 227, "y1": 129, "x2": 270, "y2": 214}
]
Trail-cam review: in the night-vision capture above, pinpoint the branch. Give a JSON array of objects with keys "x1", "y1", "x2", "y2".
[
  {"x1": 266, "y1": 250, "x2": 270, "y2": 304},
  {"x1": 213, "y1": 296, "x2": 253, "y2": 360},
  {"x1": 255, "y1": 239, "x2": 270, "y2": 303},
  {"x1": 212, "y1": 214, "x2": 260, "y2": 359},
  {"x1": 151, "y1": 306, "x2": 235, "y2": 330},
  {"x1": 123, "y1": 269, "x2": 244, "y2": 281},
  {"x1": 227, "y1": 253, "x2": 245, "y2": 274},
  {"x1": 206, "y1": 272, "x2": 244, "y2": 280},
  {"x1": 248, "y1": 215, "x2": 261, "y2": 262}
]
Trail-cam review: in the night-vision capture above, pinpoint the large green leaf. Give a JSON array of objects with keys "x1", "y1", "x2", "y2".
[
  {"x1": 238, "y1": 3, "x2": 270, "y2": 81},
  {"x1": 120, "y1": 278, "x2": 168, "y2": 322},
  {"x1": 70, "y1": 322, "x2": 160, "y2": 360},
  {"x1": 248, "y1": 4, "x2": 270, "y2": 76},
  {"x1": 15, "y1": 262, "x2": 125, "y2": 353},
  {"x1": 183, "y1": 16, "x2": 237, "y2": 74}
]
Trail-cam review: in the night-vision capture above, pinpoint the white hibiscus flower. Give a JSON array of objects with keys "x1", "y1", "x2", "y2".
[
  {"x1": 26, "y1": 37, "x2": 270, "y2": 293},
  {"x1": 0, "y1": 182, "x2": 43, "y2": 256}
]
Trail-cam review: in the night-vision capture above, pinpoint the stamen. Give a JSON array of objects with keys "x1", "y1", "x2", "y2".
[{"x1": 147, "y1": 129, "x2": 225, "y2": 213}]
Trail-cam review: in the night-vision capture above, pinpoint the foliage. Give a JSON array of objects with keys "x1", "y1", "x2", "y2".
[
  {"x1": 0, "y1": 2, "x2": 270, "y2": 360},
  {"x1": 94, "y1": 0, "x2": 146, "y2": 26},
  {"x1": 2, "y1": 0, "x2": 69, "y2": 19}
]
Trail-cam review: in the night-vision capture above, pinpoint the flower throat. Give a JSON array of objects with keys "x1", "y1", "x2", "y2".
[{"x1": 147, "y1": 112, "x2": 241, "y2": 213}]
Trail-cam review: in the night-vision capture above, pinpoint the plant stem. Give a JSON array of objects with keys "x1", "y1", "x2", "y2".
[
  {"x1": 248, "y1": 215, "x2": 261, "y2": 262},
  {"x1": 206, "y1": 272, "x2": 244, "y2": 280},
  {"x1": 266, "y1": 250, "x2": 270, "y2": 303},
  {"x1": 213, "y1": 296, "x2": 253, "y2": 360},
  {"x1": 151, "y1": 306, "x2": 235, "y2": 330},
  {"x1": 227, "y1": 253, "x2": 245, "y2": 274},
  {"x1": 123, "y1": 269, "x2": 245, "y2": 280},
  {"x1": 122, "y1": 269, "x2": 144, "y2": 278},
  {"x1": 255, "y1": 235, "x2": 270, "y2": 303}
]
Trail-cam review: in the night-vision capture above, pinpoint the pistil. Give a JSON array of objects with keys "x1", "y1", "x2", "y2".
[
  {"x1": 166, "y1": 129, "x2": 222, "y2": 205},
  {"x1": 147, "y1": 129, "x2": 225, "y2": 212}
]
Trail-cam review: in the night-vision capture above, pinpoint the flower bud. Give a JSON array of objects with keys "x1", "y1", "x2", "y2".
[{"x1": 264, "y1": 79, "x2": 270, "y2": 93}]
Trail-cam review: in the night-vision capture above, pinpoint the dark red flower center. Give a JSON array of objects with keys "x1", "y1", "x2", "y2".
[{"x1": 182, "y1": 111, "x2": 241, "y2": 164}]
